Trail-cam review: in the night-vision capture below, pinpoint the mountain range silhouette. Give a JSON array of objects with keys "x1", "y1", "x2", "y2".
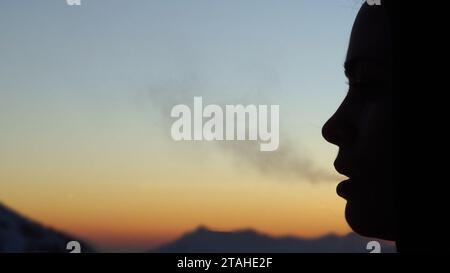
[
  {"x1": 150, "y1": 225, "x2": 396, "y2": 253},
  {"x1": 1, "y1": 203, "x2": 396, "y2": 253},
  {"x1": 0, "y1": 203, "x2": 94, "y2": 252}
]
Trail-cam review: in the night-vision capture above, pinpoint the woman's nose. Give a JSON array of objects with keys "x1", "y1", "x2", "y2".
[{"x1": 322, "y1": 114, "x2": 344, "y2": 147}]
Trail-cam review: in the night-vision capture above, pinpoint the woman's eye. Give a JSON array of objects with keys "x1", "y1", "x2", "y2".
[{"x1": 348, "y1": 83, "x2": 381, "y2": 100}]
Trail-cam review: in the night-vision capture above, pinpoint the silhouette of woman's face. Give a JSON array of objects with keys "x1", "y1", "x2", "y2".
[{"x1": 322, "y1": 4, "x2": 394, "y2": 240}]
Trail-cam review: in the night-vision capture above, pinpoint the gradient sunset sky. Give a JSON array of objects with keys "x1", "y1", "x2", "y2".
[{"x1": 0, "y1": 0, "x2": 361, "y2": 251}]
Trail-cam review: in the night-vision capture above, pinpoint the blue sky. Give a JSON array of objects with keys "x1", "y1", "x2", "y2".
[{"x1": 0, "y1": 0, "x2": 360, "y2": 163}]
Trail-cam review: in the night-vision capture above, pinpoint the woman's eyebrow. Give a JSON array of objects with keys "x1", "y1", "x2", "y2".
[{"x1": 344, "y1": 60, "x2": 356, "y2": 79}]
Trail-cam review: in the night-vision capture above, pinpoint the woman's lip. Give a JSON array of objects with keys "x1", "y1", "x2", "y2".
[{"x1": 336, "y1": 179, "x2": 352, "y2": 199}]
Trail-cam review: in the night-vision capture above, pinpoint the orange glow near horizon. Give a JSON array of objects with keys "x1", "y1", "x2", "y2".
[{"x1": 1, "y1": 159, "x2": 350, "y2": 250}]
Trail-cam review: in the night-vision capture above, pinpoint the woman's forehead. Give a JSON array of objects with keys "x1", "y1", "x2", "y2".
[{"x1": 346, "y1": 3, "x2": 392, "y2": 66}]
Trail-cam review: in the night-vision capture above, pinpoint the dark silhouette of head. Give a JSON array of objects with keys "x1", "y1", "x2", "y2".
[{"x1": 322, "y1": 2, "x2": 395, "y2": 242}]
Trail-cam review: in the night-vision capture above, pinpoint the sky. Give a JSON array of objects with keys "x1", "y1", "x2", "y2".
[{"x1": 0, "y1": 0, "x2": 362, "y2": 251}]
